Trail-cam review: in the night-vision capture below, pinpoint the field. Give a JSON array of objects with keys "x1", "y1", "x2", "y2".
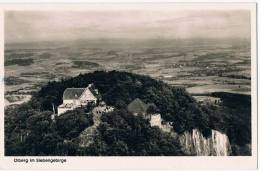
[{"x1": 4, "y1": 39, "x2": 251, "y2": 106}]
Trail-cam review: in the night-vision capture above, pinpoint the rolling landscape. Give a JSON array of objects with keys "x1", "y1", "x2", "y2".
[
  {"x1": 4, "y1": 39, "x2": 251, "y2": 156},
  {"x1": 4, "y1": 39, "x2": 251, "y2": 106},
  {"x1": 4, "y1": 9, "x2": 252, "y2": 156}
]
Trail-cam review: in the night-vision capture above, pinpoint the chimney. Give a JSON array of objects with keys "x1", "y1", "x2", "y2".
[{"x1": 87, "y1": 83, "x2": 93, "y2": 89}]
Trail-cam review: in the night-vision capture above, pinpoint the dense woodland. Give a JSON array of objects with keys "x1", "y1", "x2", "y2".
[{"x1": 5, "y1": 71, "x2": 251, "y2": 156}]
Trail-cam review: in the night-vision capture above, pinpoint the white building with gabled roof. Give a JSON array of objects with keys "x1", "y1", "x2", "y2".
[{"x1": 57, "y1": 84, "x2": 98, "y2": 116}]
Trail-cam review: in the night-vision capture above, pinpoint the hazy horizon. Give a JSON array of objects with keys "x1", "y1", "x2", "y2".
[{"x1": 5, "y1": 10, "x2": 250, "y2": 44}]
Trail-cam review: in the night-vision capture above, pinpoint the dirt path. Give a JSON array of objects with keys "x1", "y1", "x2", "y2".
[{"x1": 78, "y1": 106, "x2": 109, "y2": 147}]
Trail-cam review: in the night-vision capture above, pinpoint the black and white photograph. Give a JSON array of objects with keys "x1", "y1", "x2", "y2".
[{"x1": 2, "y1": 2, "x2": 256, "y2": 162}]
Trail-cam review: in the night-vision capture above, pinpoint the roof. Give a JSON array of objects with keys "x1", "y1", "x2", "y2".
[
  {"x1": 127, "y1": 98, "x2": 148, "y2": 114},
  {"x1": 63, "y1": 88, "x2": 86, "y2": 100}
]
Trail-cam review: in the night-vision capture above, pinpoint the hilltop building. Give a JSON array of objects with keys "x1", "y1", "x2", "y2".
[
  {"x1": 127, "y1": 98, "x2": 173, "y2": 132},
  {"x1": 57, "y1": 84, "x2": 98, "y2": 116},
  {"x1": 127, "y1": 98, "x2": 149, "y2": 116}
]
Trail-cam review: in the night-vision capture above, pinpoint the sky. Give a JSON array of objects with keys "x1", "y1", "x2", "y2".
[{"x1": 5, "y1": 9, "x2": 251, "y2": 44}]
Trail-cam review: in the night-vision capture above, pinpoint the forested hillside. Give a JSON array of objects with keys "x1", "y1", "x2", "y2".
[{"x1": 5, "y1": 71, "x2": 251, "y2": 156}]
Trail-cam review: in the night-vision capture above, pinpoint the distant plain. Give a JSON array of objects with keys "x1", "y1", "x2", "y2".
[{"x1": 4, "y1": 39, "x2": 251, "y2": 105}]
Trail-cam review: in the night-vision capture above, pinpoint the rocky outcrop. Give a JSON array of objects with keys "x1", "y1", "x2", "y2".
[{"x1": 179, "y1": 129, "x2": 232, "y2": 156}]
